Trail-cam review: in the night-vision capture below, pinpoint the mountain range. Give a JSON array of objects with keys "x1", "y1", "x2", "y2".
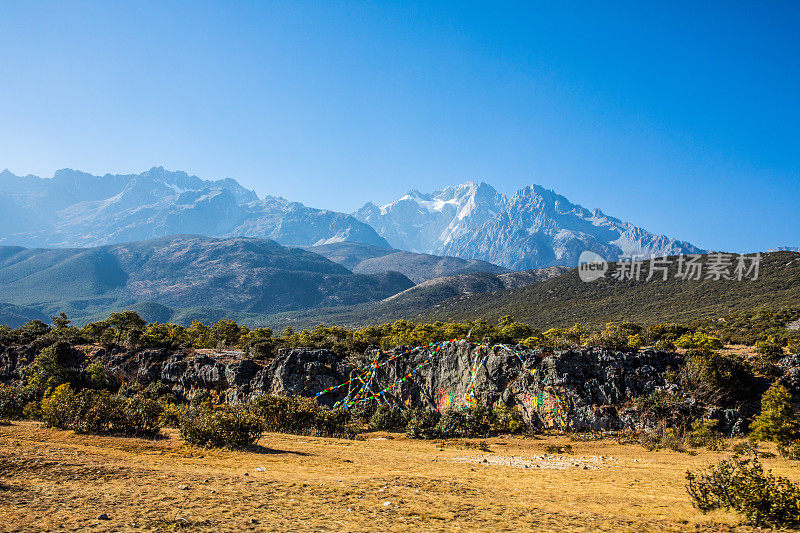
[
  {"x1": 0, "y1": 167, "x2": 388, "y2": 249},
  {"x1": 355, "y1": 182, "x2": 705, "y2": 269},
  {"x1": 0, "y1": 167, "x2": 705, "y2": 269},
  {"x1": 0, "y1": 236, "x2": 561, "y2": 327},
  {"x1": 0, "y1": 235, "x2": 412, "y2": 326}
]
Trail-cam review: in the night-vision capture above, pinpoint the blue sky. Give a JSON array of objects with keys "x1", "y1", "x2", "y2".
[{"x1": 1, "y1": 1, "x2": 797, "y2": 252}]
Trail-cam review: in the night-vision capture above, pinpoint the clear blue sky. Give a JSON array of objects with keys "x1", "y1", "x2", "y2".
[{"x1": 1, "y1": 1, "x2": 798, "y2": 252}]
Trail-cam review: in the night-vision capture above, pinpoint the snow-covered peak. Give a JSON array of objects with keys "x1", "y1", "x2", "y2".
[{"x1": 355, "y1": 181, "x2": 704, "y2": 269}]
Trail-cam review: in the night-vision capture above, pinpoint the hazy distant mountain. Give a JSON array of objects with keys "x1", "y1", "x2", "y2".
[
  {"x1": 0, "y1": 235, "x2": 412, "y2": 325},
  {"x1": 259, "y1": 266, "x2": 570, "y2": 330},
  {"x1": 354, "y1": 182, "x2": 705, "y2": 270},
  {"x1": 0, "y1": 167, "x2": 706, "y2": 271},
  {"x1": 0, "y1": 167, "x2": 389, "y2": 248},
  {"x1": 305, "y1": 242, "x2": 509, "y2": 283}
]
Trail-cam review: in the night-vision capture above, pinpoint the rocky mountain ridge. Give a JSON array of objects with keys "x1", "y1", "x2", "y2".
[
  {"x1": 355, "y1": 181, "x2": 705, "y2": 269},
  {"x1": 1, "y1": 167, "x2": 706, "y2": 269},
  {"x1": 0, "y1": 167, "x2": 389, "y2": 249}
]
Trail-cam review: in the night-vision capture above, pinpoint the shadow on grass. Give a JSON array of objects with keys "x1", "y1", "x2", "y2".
[{"x1": 244, "y1": 444, "x2": 313, "y2": 456}]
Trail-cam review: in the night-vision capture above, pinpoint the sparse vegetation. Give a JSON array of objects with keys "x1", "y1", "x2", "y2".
[
  {"x1": 179, "y1": 404, "x2": 263, "y2": 449},
  {"x1": 686, "y1": 455, "x2": 800, "y2": 528}
]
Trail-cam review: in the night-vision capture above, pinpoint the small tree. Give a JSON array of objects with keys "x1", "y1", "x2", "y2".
[
  {"x1": 750, "y1": 383, "x2": 800, "y2": 448},
  {"x1": 755, "y1": 339, "x2": 785, "y2": 360}
]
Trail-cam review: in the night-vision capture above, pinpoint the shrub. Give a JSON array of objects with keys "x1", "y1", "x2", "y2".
[
  {"x1": 189, "y1": 389, "x2": 214, "y2": 408},
  {"x1": 544, "y1": 444, "x2": 573, "y2": 454},
  {"x1": 159, "y1": 402, "x2": 186, "y2": 428},
  {"x1": 678, "y1": 350, "x2": 756, "y2": 405},
  {"x1": 117, "y1": 394, "x2": 164, "y2": 437},
  {"x1": 686, "y1": 456, "x2": 800, "y2": 528},
  {"x1": 369, "y1": 403, "x2": 406, "y2": 431},
  {"x1": 686, "y1": 419, "x2": 723, "y2": 450},
  {"x1": 675, "y1": 333, "x2": 723, "y2": 352},
  {"x1": 654, "y1": 339, "x2": 676, "y2": 352},
  {"x1": 405, "y1": 408, "x2": 441, "y2": 438},
  {"x1": 0, "y1": 385, "x2": 26, "y2": 420},
  {"x1": 779, "y1": 440, "x2": 800, "y2": 460},
  {"x1": 788, "y1": 336, "x2": 800, "y2": 356},
  {"x1": 489, "y1": 404, "x2": 525, "y2": 434},
  {"x1": 731, "y1": 441, "x2": 759, "y2": 456},
  {"x1": 755, "y1": 339, "x2": 785, "y2": 360},
  {"x1": 435, "y1": 405, "x2": 491, "y2": 439},
  {"x1": 40, "y1": 384, "x2": 163, "y2": 437},
  {"x1": 750, "y1": 383, "x2": 800, "y2": 448},
  {"x1": 41, "y1": 384, "x2": 115, "y2": 434},
  {"x1": 627, "y1": 334, "x2": 643, "y2": 350},
  {"x1": 40, "y1": 384, "x2": 77, "y2": 429},
  {"x1": 248, "y1": 395, "x2": 357, "y2": 438},
  {"x1": 635, "y1": 390, "x2": 695, "y2": 430},
  {"x1": 640, "y1": 428, "x2": 686, "y2": 452},
  {"x1": 179, "y1": 404, "x2": 263, "y2": 448},
  {"x1": 586, "y1": 328, "x2": 629, "y2": 351},
  {"x1": 26, "y1": 341, "x2": 86, "y2": 395}
]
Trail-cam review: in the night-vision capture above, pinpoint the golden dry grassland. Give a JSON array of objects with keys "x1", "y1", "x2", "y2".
[{"x1": 2, "y1": 421, "x2": 799, "y2": 532}]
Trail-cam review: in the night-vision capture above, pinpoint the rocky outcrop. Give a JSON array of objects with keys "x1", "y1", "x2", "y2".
[
  {"x1": 3, "y1": 341, "x2": 765, "y2": 434},
  {"x1": 0, "y1": 344, "x2": 37, "y2": 381},
  {"x1": 96, "y1": 343, "x2": 743, "y2": 433}
]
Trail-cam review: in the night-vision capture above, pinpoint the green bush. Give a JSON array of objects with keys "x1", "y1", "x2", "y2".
[
  {"x1": 731, "y1": 441, "x2": 759, "y2": 456},
  {"x1": 435, "y1": 405, "x2": 491, "y2": 439},
  {"x1": 543, "y1": 444, "x2": 573, "y2": 454},
  {"x1": 685, "y1": 419, "x2": 723, "y2": 450},
  {"x1": 405, "y1": 408, "x2": 441, "y2": 438},
  {"x1": 788, "y1": 336, "x2": 800, "y2": 356},
  {"x1": 640, "y1": 427, "x2": 687, "y2": 453},
  {"x1": 675, "y1": 333, "x2": 723, "y2": 352},
  {"x1": 678, "y1": 350, "x2": 756, "y2": 405},
  {"x1": 41, "y1": 384, "x2": 115, "y2": 434},
  {"x1": 248, "y1": 395, "x2": 357, "y2": 438},
  {"x1": 179, "y1": 404, "x2": 263, "y2": 448},
  {"x1": 654, "y1": 339, "x2": 676, "y2": 352},
  {"x1": 117, "y1": 393, "x2": 164, "y2": 437},
  {"x1": 40, "y1": 384, "x2": 163, "y2": 437},
  {"x1": 586, "y1": 327, "x2": 629, "y2": 351},
  {"x1": 489, "y1": 403, "x2": 525, "y2": 434},
  {"x1": 750, "y1": 383, "x2": 800, "y2": 448},
  {"x1": 159, "y1": 402, "x2": 186, "y2": 428},
  {"x1": 779, "y1": 440, "x2": 800, "y2": 460},
  {"x1": 686, "y1": 456, "x2": 800, "y2": 528},
  {"x1": 26, "y1": 341, "x2": 87, "y2": 395},
  {"x1": 369, "y1": 403, "x2": 406, "y2": 431},
  {"x1": 755, "y1": 339, "x2": 785, "y2": 359}
]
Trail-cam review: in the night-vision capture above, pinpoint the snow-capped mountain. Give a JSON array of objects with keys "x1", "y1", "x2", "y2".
[
  {"x1": 0, "y1": 167, "x2": 389, "y2": 248},
  {"x1": 354, "y1": 182, "x2": 705, "y2": 269},
  {"x1": 0, "y1": 168, "x2": 704, "y2": 270}
]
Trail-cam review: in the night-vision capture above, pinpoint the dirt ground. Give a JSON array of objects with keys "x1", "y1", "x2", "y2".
[{"x1": 2, "y1": 421, "x2": 799, "y2": 532}]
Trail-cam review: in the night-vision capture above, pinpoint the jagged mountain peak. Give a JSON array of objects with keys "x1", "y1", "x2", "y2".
[{"x1": 355, "y1": 181, "x2": 704, "y2": 269}]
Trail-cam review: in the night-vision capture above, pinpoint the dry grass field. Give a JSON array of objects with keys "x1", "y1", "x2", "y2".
[{"x1": 2, "y1": 421, "x2": 799, "y2": 532}]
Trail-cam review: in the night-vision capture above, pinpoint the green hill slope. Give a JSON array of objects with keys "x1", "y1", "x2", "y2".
[
  {"x1": 412, "y1": 251, "x2": 800, "y2": 328},
  {"x1": 0, "y1": 236, "x2": 414, "y2": 325}
]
